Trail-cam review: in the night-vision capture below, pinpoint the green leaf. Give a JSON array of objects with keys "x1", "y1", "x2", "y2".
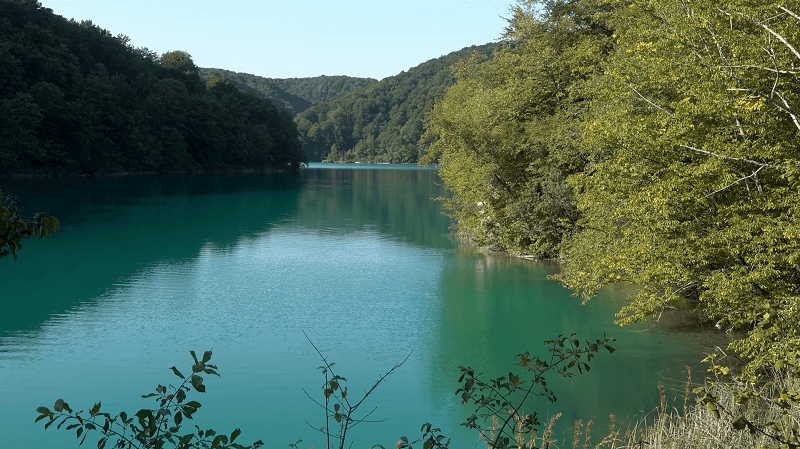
[
  {"x1": 54, "y1": 399, "x2": 65, "y2": 413},
  {"x1": 190, "y1": 375, "x2": 206, "y2": 393},
  {"x1": 170, "y1": 366, "x2": 185, "y2": 379},
  {"x1": 230, "y1": 428, "x2": 241, "y2": 443},
  {"x1": 202, "y1": 350, "x2": 212, "y2": 363}
]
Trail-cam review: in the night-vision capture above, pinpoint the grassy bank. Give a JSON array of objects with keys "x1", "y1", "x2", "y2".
[{"x1": 499, "y1": 370, "x2": 800, "y2": 449}]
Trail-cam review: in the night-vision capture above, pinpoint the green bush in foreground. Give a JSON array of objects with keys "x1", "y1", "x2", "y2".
[
  {"x1": 35, "y1": 350, "x2": 263, "y2": 449},
  {"x1": 36, "y1": 334, "x2": 615, "y2": 449}
]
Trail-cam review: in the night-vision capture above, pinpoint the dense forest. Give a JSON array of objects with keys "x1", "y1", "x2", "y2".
[
  {"x1": 198, "y1": 69, "x2": 377, "y2": 115},
  {"x1": 0, "y1": 0, "x2": 306, "y2": 175},
  {"x1": 426, "y1": 0, "x2": 800, "y2": 398},
  {"x1": 293, "y1": 43, "x2": 502, "y2": 163}
]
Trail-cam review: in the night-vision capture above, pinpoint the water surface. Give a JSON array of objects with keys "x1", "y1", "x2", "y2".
[{"x1": 0, "y1": 164, "x2": 726, "y2": 448}]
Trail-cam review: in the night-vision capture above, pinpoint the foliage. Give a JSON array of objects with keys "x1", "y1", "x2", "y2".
[
  {"x1": 397, "y1": 334, "x2": 615, "y2": 449},
  {"x1": 612, "y1": 367, "x2": 800, "y2": 449},
  {"x1": 421, "y1": 0, "x2": 613, "y2": 259},
  {"x1": 302, "y1": 334, "x2": 411, "y2": 449},
  {"x1": 35, "y1": 350, "x2": 264, "y2": 449},
  {"x1": 554, "y1": 0, "x2": 800, "y2": 379},
  {"x1": 198, "y1": 69, "x2": 377, "y2": 115},
  {"x1": 294, "y1": 43, "x2": 501, "y2": 163},
  {"x1": 0, "y1": 186, "x2": 58, "y2": 260},
  {"x1": 0, "y1": 0, "x2": 306, "y2": 175}
]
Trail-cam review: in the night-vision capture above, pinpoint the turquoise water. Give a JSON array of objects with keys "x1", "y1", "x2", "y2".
[{"x1": 0, "y1": 164, "x2": 726, "y2": 448}]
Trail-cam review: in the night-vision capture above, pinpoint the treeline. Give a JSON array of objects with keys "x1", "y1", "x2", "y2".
[
  {"x1": 293, "y1": 43, "x2": 501, "y2": 163},
  {"x1": 426, "y1": 0, "x2": 800, "y2": 380},
  {"x1": 0, "y1": 0, "x2": 306, "y2": 175},
  {"x1": 198, "y1": 69, "x2": 377, "y2": 115}
]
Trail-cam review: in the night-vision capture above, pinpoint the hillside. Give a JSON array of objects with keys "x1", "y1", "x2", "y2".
[
  {"x1": 0, "y1": 0, "x2": 306, "y2": 175},
  {"x1": 198, "y1": 69, "x2": 377, "y2": 114},
  {"x1": 293, "y1": 43, "x2": 502, "y2": 163}
]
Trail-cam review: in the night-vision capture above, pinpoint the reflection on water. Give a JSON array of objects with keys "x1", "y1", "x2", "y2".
[{"x1": 0, "y1": 166, "x2": 730, "y2": 449}]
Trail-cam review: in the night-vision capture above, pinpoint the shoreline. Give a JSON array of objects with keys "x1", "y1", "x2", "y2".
[{"x1": 0, "y1": 165, "x2": 302, "y2": 180}]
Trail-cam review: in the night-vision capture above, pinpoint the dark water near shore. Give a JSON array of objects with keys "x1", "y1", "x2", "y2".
[{"x1": 0, "y1": 164, "x2": 728, "y2": 448}]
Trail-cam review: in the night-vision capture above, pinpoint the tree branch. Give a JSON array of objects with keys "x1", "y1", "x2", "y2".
[{"x1": 677, "y1": 144, "x2": 786, "y2": 170}]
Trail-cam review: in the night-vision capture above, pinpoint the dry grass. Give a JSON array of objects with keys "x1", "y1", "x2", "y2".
[{"x1": 491, "y1": 369, "x2": 800, "y2": 449}]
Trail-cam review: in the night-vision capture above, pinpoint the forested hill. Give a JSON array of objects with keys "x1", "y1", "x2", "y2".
[
  {"x1": 198, "y1": 69, "x2": 377, "y2": 115},
  {"x1": 0, "y1": 0, "x2": 306, "y2": 176},
  {"x1": 293, "y1": 43, "x2": 502, "y2": 163}
]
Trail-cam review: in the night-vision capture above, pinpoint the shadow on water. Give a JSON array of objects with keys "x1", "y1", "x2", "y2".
[
  {"x1": 1, "y1": 167, "x2": 453, "y2": 340},
  {"x1": 0, "y1": 173, "x2": 304, "y2": 336}
]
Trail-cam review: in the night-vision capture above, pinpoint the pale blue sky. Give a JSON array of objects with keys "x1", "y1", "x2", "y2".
[{"x1": 41, "y1": 0, "x2": 512, "y2": 80}]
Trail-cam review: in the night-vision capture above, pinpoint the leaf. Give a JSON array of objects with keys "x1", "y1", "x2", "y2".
[
  {"x1": 230, "y1": 428, "x2": 241, "y2": 443},
  {"x1": 54, "y1": 399, "x2": 65, "y2": 413},
  {"x1": 190, "y1": 375, "x2": 206, "y2": 393},
  {"x1": 170, "y1": 366, "x2": 185, "y2": 379},
  {"x1": 202, "y1": 350, "x2": 212, "y2": 363}
]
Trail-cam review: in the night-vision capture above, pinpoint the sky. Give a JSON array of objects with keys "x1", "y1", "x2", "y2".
[{"x1": 40, "y1": 0, "x2": 513, "y2": 80}]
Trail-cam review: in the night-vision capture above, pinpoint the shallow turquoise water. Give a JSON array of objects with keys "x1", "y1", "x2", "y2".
[{"x1": 0, "y1": 165, "x2": 726, "y2": 448}]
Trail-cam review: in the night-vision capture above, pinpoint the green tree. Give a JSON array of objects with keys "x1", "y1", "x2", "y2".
[
  {"x1": 554, "y1": 0, "x2": 800, "y2": 378},
  {"x1": 422, "y1": 0, "x2": 612, "y2": 259},
  {"x1": 159, "y1": 50, "x2": 198, "y2": 76}
]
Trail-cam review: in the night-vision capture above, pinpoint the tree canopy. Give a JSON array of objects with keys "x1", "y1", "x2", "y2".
[
  {"x1": 422, "y1": 0, "x2": 612, "y2": 259},
  {"x1": 425, "y1": 0, "x2": 800, "y2": 378},
  {"x1": 0, "y1": 0, "x2": 306, "y2": 175},
  {"x1": 294, "y1": 43, "x2": 501, "y2": 163},
  {"x1": 198, "y1": 69, "x2": 377, "y2": 115}
]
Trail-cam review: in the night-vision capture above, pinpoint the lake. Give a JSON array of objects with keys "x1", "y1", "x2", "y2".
[{"x1": 0, "y1": 164, "x2": 727, "y2": 448}]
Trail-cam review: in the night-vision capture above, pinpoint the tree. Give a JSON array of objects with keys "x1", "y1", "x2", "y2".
[
  {"x1": 422, "y1": 0, "x2": 613, "y2": 259},
  {"x1": 159, "y1": 50, "x2": 198, "y2": 76},
  {"x1": 554, "y1": 0, "x2": 800, "y2": 378}
]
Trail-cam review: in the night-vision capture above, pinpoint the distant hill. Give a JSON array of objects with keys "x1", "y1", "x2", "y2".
[
  {"x1": 292, "y1": 43, "x2": 502, "y2": 163},
  {"x1": 198, "y1": 69, "x2": 377, "y2": 114}
]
